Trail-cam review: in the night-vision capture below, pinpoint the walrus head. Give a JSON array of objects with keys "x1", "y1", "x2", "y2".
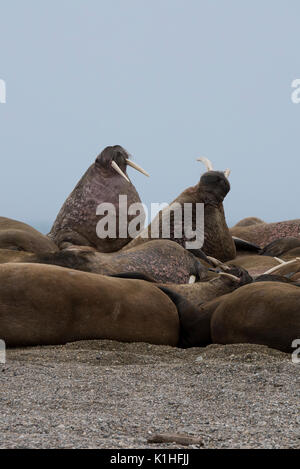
[
  {"x1": 95, "y1": 145, "x2": 149, "y2": 182},
  {"x1": 192, "y1": 157, "x2": 235, "y2": 262},
  {"x1": 197, "y1": 157, "x2": 231, "y2": 206}
]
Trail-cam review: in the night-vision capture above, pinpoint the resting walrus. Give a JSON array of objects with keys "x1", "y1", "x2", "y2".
[
  {"x1": 211, "y1": 282, "x2": 300, "y2": 353},
  {"x1": 1, "y1": 240, "x2": 210, "y2": 284},
  {"x1": 230, "y1": 219, "x2": 300, "y2": 248},
  {"x1": 49, "y1": 145, "x2": 149, "y2": 252},
  {"x1": 0, "y1": 217, "x2": 58, "y2": 254},
  {"x1": 0, "y1": 263, "x2": 179, "y2": 347}
]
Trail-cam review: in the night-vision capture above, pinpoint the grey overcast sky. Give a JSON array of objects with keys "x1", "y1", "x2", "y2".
[{"x1": 0, "y1": 0, "x2": 300, "y2": 233}]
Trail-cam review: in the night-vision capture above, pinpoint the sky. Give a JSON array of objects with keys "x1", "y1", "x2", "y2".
[{"x1": 0, "y1": 0, "x2": 300, "y2": 234}]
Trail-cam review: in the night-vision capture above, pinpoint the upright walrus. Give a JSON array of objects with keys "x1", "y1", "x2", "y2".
[
  {"x1": 49, "y1": 146, "x2": 149, "y2": 252},
  {"x1": 125, "y1": 158, "x2": 236, "y2": 262}
]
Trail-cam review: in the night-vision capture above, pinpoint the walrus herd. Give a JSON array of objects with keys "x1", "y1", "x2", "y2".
[{"x1": 0, "y1": 146, "x2": 299, "y2": 353}]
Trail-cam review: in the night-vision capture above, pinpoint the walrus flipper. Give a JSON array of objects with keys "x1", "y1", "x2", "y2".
[
  {"x1": 158, "y1": 286, "x2": 212, "y2": 348},
  {"x1": 232, "y1": 237, "x2": 261, "y2": 253}
]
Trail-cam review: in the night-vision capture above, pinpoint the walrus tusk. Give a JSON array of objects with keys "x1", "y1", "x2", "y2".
[
  {"x1": 274, "y1": 257, "x2": 285, "y2": 264},
  {"x1": 126, "y1": 159, "x2": 150, "y2": 177},
  {"x1": 189, "y1": 275, "x2": 196, "y2": 284},
  {"x1": 207, "y1": 256, "x2": 223, "y2": 267},
  {"x1": 111, "y1": 161, "x2": 130, "y2": 183},
  {"x1": 224, "y1": 169, "x2": 231, "y2": 178},
  {"x1": 218, "y1": 272, "x2": 240, "y2": 282},
  {"x1": 263, "y1": 259, "x2": 299, "y2": 276},
  {"x1": 197, "y1": 157, "x2": 214, "y2": 172}
]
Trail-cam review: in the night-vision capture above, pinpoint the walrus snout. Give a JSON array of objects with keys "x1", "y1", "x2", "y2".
[
  {"x1": 95, "y1": 145, "x2": 129, "y2": 175},
  {"x1": 95, "y1": 145, "x2": 149, "y2": 182}
]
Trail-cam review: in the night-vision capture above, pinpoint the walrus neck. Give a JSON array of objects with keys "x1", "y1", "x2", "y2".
[{"x1": 175, "y1": 185, "x2": 223, "y2": 208}]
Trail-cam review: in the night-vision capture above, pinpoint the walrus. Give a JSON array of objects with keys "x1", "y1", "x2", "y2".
[
  {"x1": 230, "y1": 219, "x2": 300, "y2": 248},
  {"x1": 211, "y1": 282, "x2": 300, "y2": 352},
  {"x1": 49, "y1": 146, "x2": 149, "y2": 252},
  {"x1": 0, "y1": 263, "x2": 179, "y2": 347},
  {"x1": 260, "y1": 237, "x2": 300, "y2": 258},
  {"x1": 232, "y1": 237, "x2": 261, "y2": 256},
  {"x1": 261, "y1": 258, "x2": 300, "y2": 277},
  {"x1": 115, "y1": 269, "x2": 251, "y2": 308},
  {"x1": 282, "y1": 247, "x2": 300, "y2": 261},
  {"x1": 4, "y1": 240, "x2": 209, "y2": 284},
  {"x1": 233, "y1": 217, "x2": 265, "y2": 228},
  {"x1": 225, "y1": 254, "x2": 283, "y2": 277},
  {"x1": 124, "y1": 158, "x2": 236, "y2": 262},
  {"x1": 0, "y1": 217, "x2": 58, "y2": 254}
]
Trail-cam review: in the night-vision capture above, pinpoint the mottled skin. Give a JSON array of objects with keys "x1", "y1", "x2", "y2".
[
  {"x1": 9, "y1": 240, "x2": 207, "y2": 284},
  {"x1": 49, "y1": 146, "x2": 145, "y2": 252},
  {"x1": 211, "y1": 282, "x2": 300, "y2": 352},
  {"x1": 230, "y1": 219, "x2": 300, "y2": 248},
  {"x1": 0, "y1": 217, "x2": 58, "y2": 254},
  {"x1": 125, "y1": 171, "x2": 236, "y2": 262}
]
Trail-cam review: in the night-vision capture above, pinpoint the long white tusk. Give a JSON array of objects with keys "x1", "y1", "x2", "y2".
[
  {"x1": 263, "y1": 259, "x2": 299, "y2": 276},
  {"x1": 126, "y1": 159, "x2": 150, "y2": 177},
  {"x1": 111, "y1": 161, "x2": 130, "y2": 183},
  {"x1": 224, "y1": 169, "x2": 231, "y2": 178},
  {"x1": 197, "y1": 157, "x2": 214, "y2": 172},
  {"x1": 274, "y1": 257, "x2": 285, "y2": 264},
  {"x1": 218, "y1": 272, "x2": 240, "y2": 281}
]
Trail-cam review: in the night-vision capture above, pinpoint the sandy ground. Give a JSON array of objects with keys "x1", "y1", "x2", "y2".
[{"x1": 0, "y1": 340, "x2": 299, "y2": 449}]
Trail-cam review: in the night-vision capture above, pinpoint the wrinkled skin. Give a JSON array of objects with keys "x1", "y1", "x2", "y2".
[
  {"x1": 49, "y1": 146, "x2": 145, "y2": 252},
  {"x1": 125, "y1": 170, "x2": 236, "y2": 262},
  {"x1": 211, "y1": 282, "x2": 300, "y2": 352},
  {"x1": 0, "y1": 217, "x2": 58, "y2": 254},
  {"x1": 15, "y1": 240, "x2": 208, "y2": 284},
  {"x1": 231, "y1": 219, "x2": 300, "y2": 248}
]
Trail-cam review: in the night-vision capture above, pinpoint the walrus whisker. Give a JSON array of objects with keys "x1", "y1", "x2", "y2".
[
  {"x1": 197, "y1": 157, "x2": 214, "y2": 172},
  {"x1": 111, "y1": 161, "x2": 130, "y2": 182},
  {"x1": 224, "y1": 169, "x2": 231, "y2": 178},
  {"x1": 126, "y1": 159, "x2": 150, "y2": 177}
]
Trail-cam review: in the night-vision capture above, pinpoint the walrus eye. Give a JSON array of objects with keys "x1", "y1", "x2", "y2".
[
  {"x1": 111, "y1": 161, "x2": 130, "y2": 183},
  {"x1": 126, "y1": 159, "x2": 150, "y2": 177}
]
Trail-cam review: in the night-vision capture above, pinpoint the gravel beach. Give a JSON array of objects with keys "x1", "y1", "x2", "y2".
[{"x1": 0, "y1": 340, "x2": 299, "y2": 449}]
